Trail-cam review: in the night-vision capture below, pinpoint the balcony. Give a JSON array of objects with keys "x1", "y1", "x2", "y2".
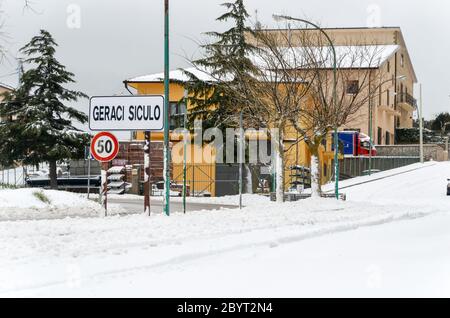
[
  {"x1": 397, "y1": 93, "x2": 417, "y2": 112},
  {"x1": 378, "y1": 104, "x2": 400, "y2": 117}
]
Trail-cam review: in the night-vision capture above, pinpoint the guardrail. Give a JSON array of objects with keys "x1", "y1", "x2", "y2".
[
  {"x1": 337, "y1": 156, "x2": 420, "y2": 180},
  {"x1": 25, "y1": 175, "x2": 102, "y2": 193}
]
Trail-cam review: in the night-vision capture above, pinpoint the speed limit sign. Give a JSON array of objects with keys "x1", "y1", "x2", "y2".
[{"x1": 90, "y1": 132, "x2": 119, "y2": 162}]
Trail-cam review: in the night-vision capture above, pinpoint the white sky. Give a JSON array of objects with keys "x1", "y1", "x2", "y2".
[{"x1": 0, "y1": 0, "x2": 449, "y2": 121}]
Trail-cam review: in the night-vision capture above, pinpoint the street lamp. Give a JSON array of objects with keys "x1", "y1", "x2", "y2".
[
  {"x1": 419, "y1": 84, "x2": 424, "y2": 164},
  {"x1": 273, "y1": 14, "x2": 339, "y2": 199}
]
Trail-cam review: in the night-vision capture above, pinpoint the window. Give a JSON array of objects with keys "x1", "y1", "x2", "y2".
[
  {"x1": 169, "y1": 102, "x2": 187, "y2": 130},
  {"x1": 346, "y1": 80, "x2": 359, "y2": 95},
  {"x1": 401, "y1": 54, "x2": 404, "y2": 67},
  {"x1": 387, "y1": 89, "x2": 390, "y2": 106},
  {"x1": 386, "y1": 131, "x2": 391, "y2": 145},
  {"x1": 361, "y1": 140, "x2": 371, "y2": 150},
  {"x1": 387, "y1": 61, "x2": 390, "y2": 73},
  {"x1": 377, "y1": 127, "x2": 382, "y2": 145}
]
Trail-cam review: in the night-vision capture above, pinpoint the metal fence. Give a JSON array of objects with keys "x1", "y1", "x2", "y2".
[
  {"x1": 337, "y1": 156, "x2": 420, "y2": 180},
  {"x1": 171, "y1": 163, "x2": 254, "y2": 197},
  {"x1": 0, "y1": 165, "x2": 49, "y2": 188},
  {"x1": 0, "y1": 166, "x2": 26, "y2": 188}
]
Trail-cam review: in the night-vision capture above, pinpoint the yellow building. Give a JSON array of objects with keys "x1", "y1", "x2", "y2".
[
  {"x1": 124, "y1": 27, "x2": 417, "y2": 196},
  {"x1": 124, "y1": 71, "x2": 332, "y2": 196},
  {"x1": 124, "y1": 70, "x2": 220, "y2": 196}
]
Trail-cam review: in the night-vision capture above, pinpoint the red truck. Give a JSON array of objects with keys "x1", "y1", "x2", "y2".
[{"x1": 333, "y1": 131, "x2": 377, "y2": 156}]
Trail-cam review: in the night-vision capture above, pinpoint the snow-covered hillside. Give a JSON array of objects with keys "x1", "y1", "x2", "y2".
[{"x1": 0, "y1": 162, "x2": 449, "y2": 297}]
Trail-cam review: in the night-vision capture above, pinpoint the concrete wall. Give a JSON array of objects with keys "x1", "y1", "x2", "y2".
[{"x1": 376, "y1": 144, "x2": 449, "y2": 162}]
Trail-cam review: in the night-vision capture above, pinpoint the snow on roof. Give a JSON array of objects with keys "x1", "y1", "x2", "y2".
[
  {"x1": 0, "y1": 82, "x2": 15, "y2": 91},
  {"x1": 126, "y1": 67, "x2": 217, "y2": 83},
  {"x1": 126, "y1": 45, "x2": 398, "y2": 83},
  {"x1": 312, "y1": 44, "x2": 399, "y2": 68},
  {"x1": 252, "y1": 45, "x2": 399, "y2": 70}
]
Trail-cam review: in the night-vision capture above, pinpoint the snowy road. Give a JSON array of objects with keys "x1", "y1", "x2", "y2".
[
  {"x1": 109, "y1": 197, "x2": 237, "y2": 215},
  {"x1": 1, "y1": 162, "x2": 449, "y2": 297},
  {"x1": 16, "y1": 211, "x2": 448, "y2": 298}
]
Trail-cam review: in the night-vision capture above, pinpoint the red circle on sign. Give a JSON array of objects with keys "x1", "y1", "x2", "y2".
[{"x1": 90, "y1": 132, "x2": 119, "y2": 162}]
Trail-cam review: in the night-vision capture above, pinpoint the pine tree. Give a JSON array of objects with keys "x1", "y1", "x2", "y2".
[
  {"x1": 431, "y1": 112, "x2": 450, "y2": 135},
  {"x1": 183, "y1": 0, "x2": 257, "y2": 131},
  {"x1": 0, "y1": 30, "x2": 89, "y2": 189}
]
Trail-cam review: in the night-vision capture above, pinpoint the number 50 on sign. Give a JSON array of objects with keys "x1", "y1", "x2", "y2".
[{"x1": 90, "y1": 132, "x2": 119, "y2": 162}]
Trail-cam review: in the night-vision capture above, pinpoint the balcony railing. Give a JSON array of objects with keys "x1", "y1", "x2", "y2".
[{"x1": 397, "y1": 93, "x2": 417, "y2": 109}]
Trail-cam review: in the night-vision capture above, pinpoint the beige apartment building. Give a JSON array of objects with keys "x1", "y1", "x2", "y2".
[
  {"x1": 249, "y1": 27, "x2": 418, "y2": 145},
  {"x1": 0, "y1": 83, "x2": 14, "y2": 122}
]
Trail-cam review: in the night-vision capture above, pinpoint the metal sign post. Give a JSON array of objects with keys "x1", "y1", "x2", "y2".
[
  {"x1": 91, "y1": 132, "x2": 120, "y2": 216},
  {"x1": 101, "y1": 162, "x2": 109, "y2": 216},
  {"x1": 144, "y1": 131, "x2": 152, "y2": 216},
  {"x1": 85, "y1": 146, "x2": 93, "y2": 200},
  {"x1": 163, "y1": 0, "x2": 171, "y2": 217},
  {"x1": 239, "y1": 111, "x2": 244, "y2": 209}
]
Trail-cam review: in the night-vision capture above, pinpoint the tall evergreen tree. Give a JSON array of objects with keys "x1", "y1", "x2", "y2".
[
  {"x1": 431, "y1": 112, "x2": 450, "y2": 135},
  {"x1": 182, "y1": 0, "x2": 257, "y2": 131},
  {"x1": 0, "y1": 30, "x2": 89, "y2": 189}
]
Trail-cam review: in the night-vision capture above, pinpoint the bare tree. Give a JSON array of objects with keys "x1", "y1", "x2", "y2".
[
  {"x1": 282, "y1": 27, "x2": 392, "y2": 196},
  {"x1": 235, "y1": 30, "x2": 313, "y2": 202}
]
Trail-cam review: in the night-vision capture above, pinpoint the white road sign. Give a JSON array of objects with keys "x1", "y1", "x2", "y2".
[{"x1": 89, "y1": 95, "x2": 164, "y2": 131}]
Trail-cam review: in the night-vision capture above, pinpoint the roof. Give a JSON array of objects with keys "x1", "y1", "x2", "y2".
[
  {"x1": 0, "y1": 82, "x2": 14, "y2": 91},
  {"x1": 126, "y1": 67, "x2": 216, "y2": 83},
  {"x1": 253, "y1": 45, "x2": 399, "y2": 70},
  {"x1": 260, "y1": 26, "x2": 402, "y2": 32},
  {"x1": 125, "y1": 44, "x2": 399, "y2": 84}
]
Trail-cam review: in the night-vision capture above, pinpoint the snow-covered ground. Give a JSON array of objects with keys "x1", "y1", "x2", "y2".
[
  {"x1": 0, "y1": 189, "x2": 124, "y2": 221},
  {"x1": 0, "y1": 161, "x2": 449, "y2": 297}
]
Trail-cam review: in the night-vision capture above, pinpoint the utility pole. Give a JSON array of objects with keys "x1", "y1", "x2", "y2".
[
  {"x1": 239, "y1": 111, "x2": 244, "y2": 209},
  {"x1": 419, "y1": 84, "x2": 424, "y2": 163},
  {"x1": 163, "y1": 0, "x2": 171, "y2": 216},
  {"x1": 183, "y1": 90, "x2": 188, "y2": 214}
]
